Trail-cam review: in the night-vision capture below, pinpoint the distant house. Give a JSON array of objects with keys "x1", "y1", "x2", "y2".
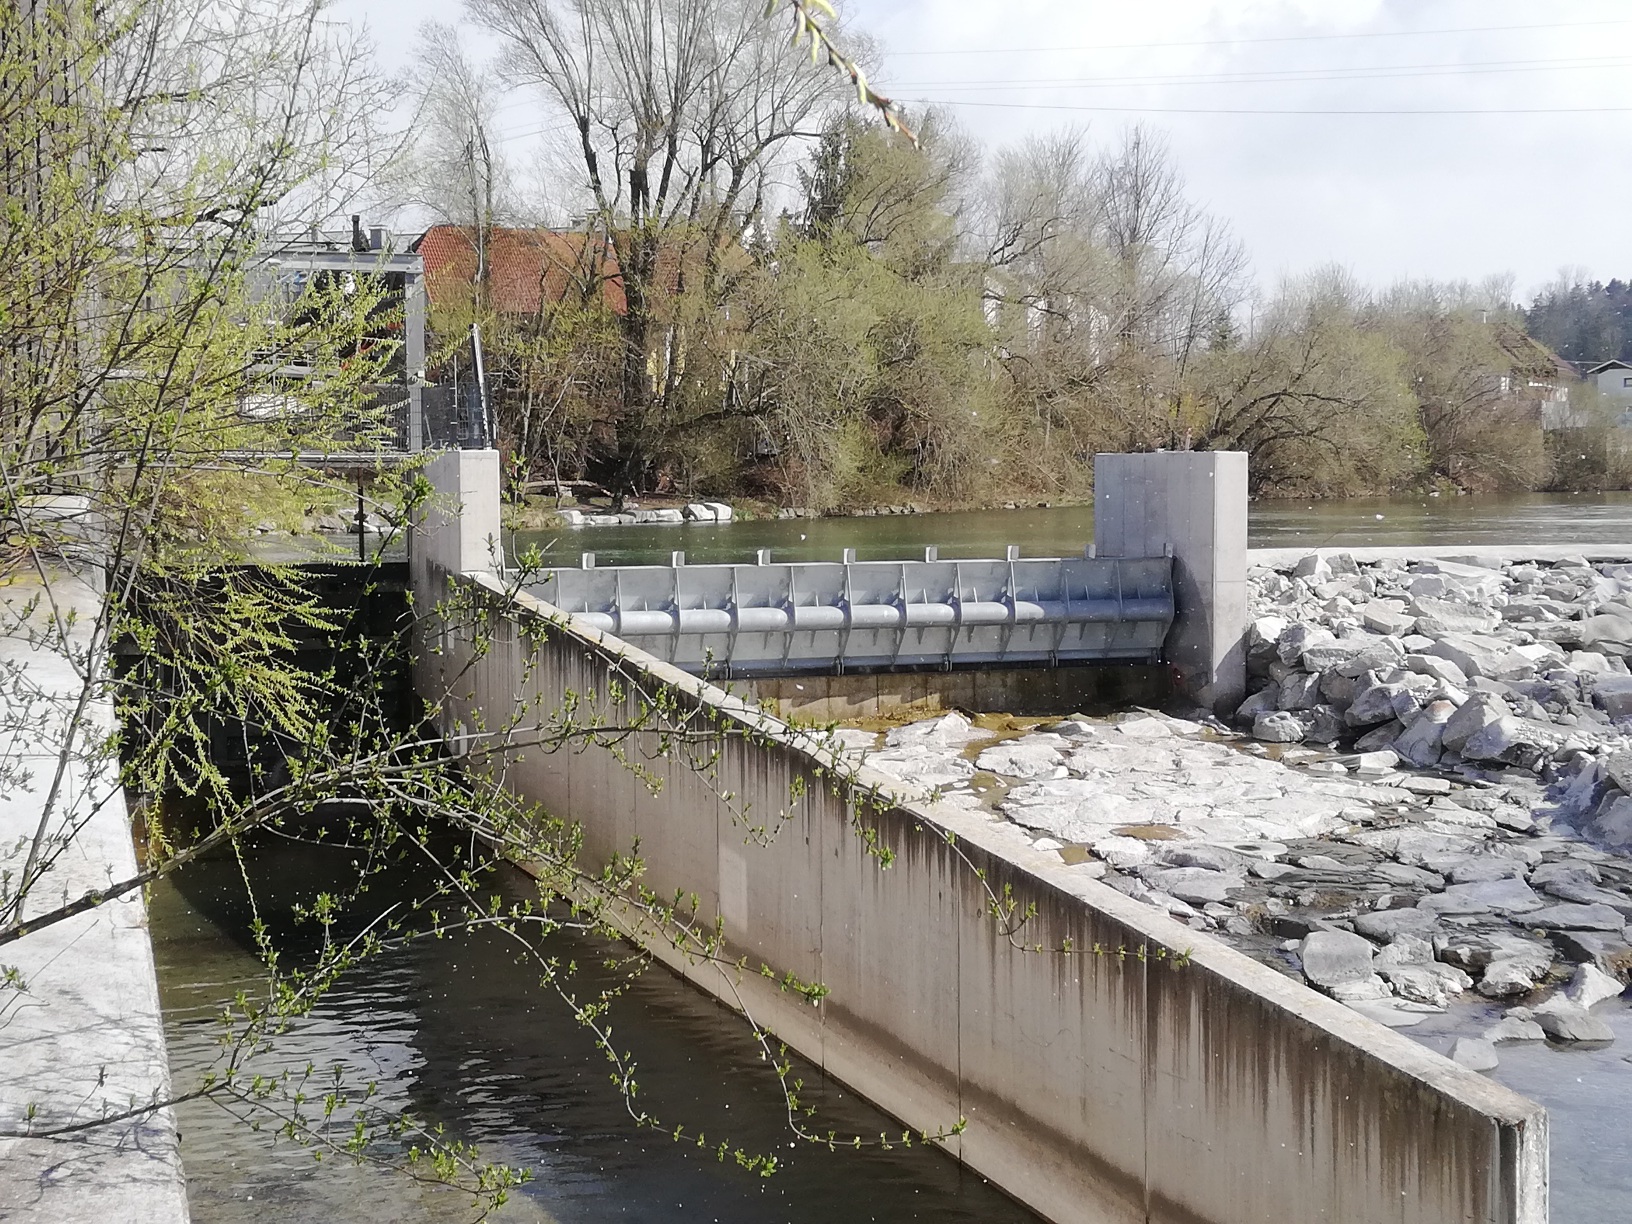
[
  {"x1": 1494, "y1": 330, "x2": 1578, "y2": 430},
  {"x1": 1586, "y1": 358, "x2": 1632, "y2": 399},
  {"x1": 411, "y1": 223, "x2": 735, "y2": 386},
  {"x1": 411, "y1": 225, "x2": 626, "y2": 318},
  {"x1": 1573, "y1": 360, "x2": 1632, "y2": 431}
]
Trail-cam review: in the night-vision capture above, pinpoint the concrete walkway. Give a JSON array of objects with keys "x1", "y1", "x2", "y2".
[{"x1": 0, "y1": 570, "x2": 188, "y2": 1222}]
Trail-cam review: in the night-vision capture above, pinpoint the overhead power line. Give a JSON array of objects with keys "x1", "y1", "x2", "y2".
[
  {"x1": 888, "y1": 18, "x2": 1632, "y2": 58},
  {"x1": 908, "y1": 98, "x2": 1632, "y2": 117},
  {"x1": 891, "y1": 53, "x2": 1632, "y2": 92}
]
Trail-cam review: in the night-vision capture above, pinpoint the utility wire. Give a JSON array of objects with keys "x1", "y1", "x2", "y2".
[
  {"x1": 892, "y1": 54, "x2": 1632, "y2": 92},
  {"x1": 887, "y1": 18, "x2": 1632, "y2": 57},
  {"x1": 908, "y1": 98, "x2": 1632, "y2": 117}
]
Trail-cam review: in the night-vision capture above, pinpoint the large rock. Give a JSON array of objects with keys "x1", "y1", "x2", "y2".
[
  {"x1": 1319, "y1": 670, "x2": 1360, "y2": 709},
  {"x1": 1564, "y1": 963, "x2": 1625, "y2": 1009},
  {"x1": 1440, "y1": 692, "x2": 1509, "y2": 755},
  {"x1": 1236, "y1": 687, "x2": 1279, "y2": 722},
  {"x1": 1381, "y1": 964, "x2": 1470, "y2": 1007},
  {"x1": 1362, "y1": 601, "x2": 1416, "y2": 636},
  {"x1": 1592, "y1": 674, "x2": 1632, "y2": 720},
  {"x1": 1304, "y1": 705, "x2": 1346, "y2": 744},
  {"x1": 1555, "y1": 760, "x2": 1610, "y2": 819},
  {"x1": 1578, "y1": 613, "x2": 1632, "y2": 657},
  {"x1": 1353, "y1": 720, "x2": 1404, "y2": 751},
  {"x1": 1606, "y1": 749, "x2": 1632, "y2": 795},
  {"x1": 974, "y1": 738, "x2": 1065, "y2": 779},
  {"x1": 1547, "y1": 930, "x2": 1632, "y2": 978},
  {"x1": 1418, "y1": 877, "x2": 1542, "y2": 917},
  {"x1": 1138, "y1": 866, "x2": 1244, "y2": 906},
  {"x1": 1353, "y1": 908, "x2": 1440, "y2": 941},
  {"x1": 1449, "y1": 1037, "x2": 1499, "y2": 1071},
  {"x1": 1435, "y1": 936, "x2": 1495, "y2": 972},
  {"x1": 1532, "y1": 999, "x2": 1616, "y2": 1043},
  {"x1": 1441, "y1": 854, "x2": 1525, "y2": 884},
  {"x1": 1253, "y1": 710, "x2": 1305, "y2": 743},
  {"x1": 1299, "y1": 930, "x2": 1377, "y2": 989},
  {"x1": 1292, "y1": 553, "x2": 1332, "y2": 581},
  {"x1": 1536, "y1": 876, "x2": 1632, "y2": 910},
  {"x1": 1345, "y1": 676, "x2": 1410, "y2": 727},
  {"x1": 1587, "y1": 796, "x2": 1632, "y2": 849},
  {"x1": 1483, "y1": 1016, "x2": 1546, "y2": 1043},
  {"x1": 1460, "y1": 715, "x2": 1558, "y2": 767},
  {"x1": 1301, "y1": 637, "x2": 1374, "y2": 672},
  {"x1": 1479, "y1": 960, "x2": 1549, "y2": 998},
  {"x1": 1392, "y1": 700, "x2": 1455, "y2": 768},
  {"x1": 1156, "y1": 843, "x2": 1252, "y2": 872},
  {"x1": 1276, "y1": 671, "x2": 1323, "y2": 711},
  {"x1": 1570, "y1": 650, "x2": 1616, "y2": 675},
  {"x1": 1277, "y1": 623, "x2": 1334, "y2": 666},
  {"x1": 1405, "y1": 653, "x2": 1470, "y2": 687},
  {"x1": 1531, "y1": 858, "x2": 1603, "y2": 888},
  {"x1": 866, "y1": 745, "x2": 977, "y2": 791},
  {"x1": 1426, "y1": 635, "x2": 1534, "y2": 681},
  {"x1": 1410, "y1": 597, "x2": 1501, "y2": 637},
  {"x1": 884, "y1": 712, "x2": 987, "y2": 749},
  {"x1": 1527, "y1": 902, "x2": 1627, "y2": 931},
  {"x1": 1332, "y1": 636, "x2": 1408, "y2": 678}
]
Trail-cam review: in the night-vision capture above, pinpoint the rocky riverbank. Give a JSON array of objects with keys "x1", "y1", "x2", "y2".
[{"x1": 836, "y1": 551, "x2": 1632, "y2": 1072}]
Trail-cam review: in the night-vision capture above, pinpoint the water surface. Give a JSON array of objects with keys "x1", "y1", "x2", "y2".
[
  {"x1": 152, "y1": 841, "x2": 1038, "y2": 1224},
  {"x1": 514, "y1": 492, "x2": 1632, "y2": 567}
]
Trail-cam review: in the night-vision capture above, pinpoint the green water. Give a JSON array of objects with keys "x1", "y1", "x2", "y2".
[
  {"x1": 512, "y1": 491, "x2": 1632, "y2": 567},
  {"x1": 153, "y1": 839, "x2": 1039, "y2": 1223}
]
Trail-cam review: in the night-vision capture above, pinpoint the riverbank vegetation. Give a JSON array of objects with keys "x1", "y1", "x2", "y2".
[{"x1": 408, "y1": 28, "x2": 1632, "y2": 508}]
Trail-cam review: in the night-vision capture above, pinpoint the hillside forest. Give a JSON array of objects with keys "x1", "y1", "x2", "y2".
[{"x1": 402, "y1": 6, "x2": 1632, "y2": 510}]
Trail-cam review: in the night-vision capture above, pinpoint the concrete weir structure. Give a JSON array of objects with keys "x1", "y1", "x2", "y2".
[{"x1": 413, "y1": 451, "x2": 1548, "y2": 1224}]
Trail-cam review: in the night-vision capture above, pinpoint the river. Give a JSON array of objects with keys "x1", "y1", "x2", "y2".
[
  {"x1": 512, "y1": 491, "x2": 1632, "y2": 566},
  {"x1": 151, "y1": 839, "x2": 1038, "y2": 1223}
]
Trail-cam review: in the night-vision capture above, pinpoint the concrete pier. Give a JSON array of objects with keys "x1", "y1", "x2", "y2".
[
  {"x1": 1095, "y1": 450, "x2": 1249, "y2": 715},
  {"x1": 0, "y1": 573, "x2": 189, "y2": 1222}
]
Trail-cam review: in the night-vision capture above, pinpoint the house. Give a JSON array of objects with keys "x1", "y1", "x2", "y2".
[
  {"x1": 1586, "y1": 359, "x2": 1632, "y2": 401},
  {"x1": 1493, "y1": 329, "x2": 1578, "y2": 430},
  {"x1": 411, "y1": 225, "x2": 626, "y2": 318},
  {"x1": 411, "y1": 224, "x2": 750, "y2": 413},
  {"x1": 1569, "y1": 360, "x2": 1632, "y2": 431}
]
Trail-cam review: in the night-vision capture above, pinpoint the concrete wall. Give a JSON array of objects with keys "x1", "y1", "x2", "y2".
[
  {"x1": 412, "y1": 449, "x2": 501, "y2": 583},
  {"x1": 1095, "y1": 452, "x2": 1248, "y2": 715},
  {"x1": 0, "y1": 573, "x2": 190, "y2": 1223},
  {"x1": 434, "y1": 570, "x2": 1547, "y2": 1224}
]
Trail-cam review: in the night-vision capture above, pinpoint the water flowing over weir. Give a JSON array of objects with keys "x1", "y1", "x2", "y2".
[{"x1": 413, "y1": 449, "x2": 1549, "y2": 1224}]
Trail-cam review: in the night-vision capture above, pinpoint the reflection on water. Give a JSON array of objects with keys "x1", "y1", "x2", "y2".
[
  {"x1": 151, "y1": 841, "x2": 1038, "y2": 1224},
  {"x1": 511, "y1": 492, "x2": 1632, "y2": 567}
]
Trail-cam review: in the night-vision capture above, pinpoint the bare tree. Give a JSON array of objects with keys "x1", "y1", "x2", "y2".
[
  {"x1": 974, "y1": 125, "x2": 1245, "y2": 465},
  {"x1": 1092, "y1": 124, "x2": 1246, "y2": 371},
  {"x1": 464, "y1": 0, "x2": 846, "y2": 501},
  {"x1": 394, "y1": 21, "x2": 516, "y2": 299}
]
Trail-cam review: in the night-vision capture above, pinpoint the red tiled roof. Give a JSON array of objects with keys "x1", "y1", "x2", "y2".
[{"x1": 412, "y1": 225, "x2": 626, "y2": 315}]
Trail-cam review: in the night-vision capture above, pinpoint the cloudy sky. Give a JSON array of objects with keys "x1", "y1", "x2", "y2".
[{"x1": 341, "y1": 0, "x2": 1632, "y2": 300}]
